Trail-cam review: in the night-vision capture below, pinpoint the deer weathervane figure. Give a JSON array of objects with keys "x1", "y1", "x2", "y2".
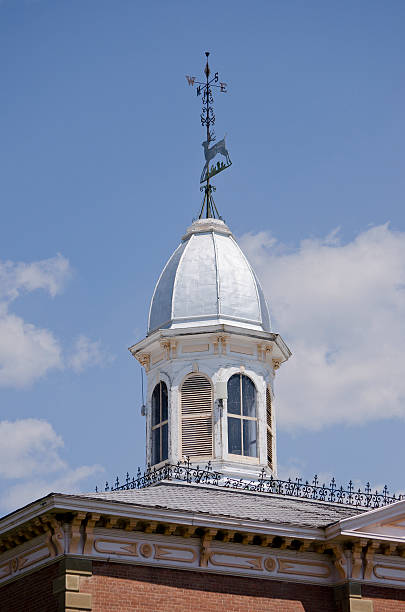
[{"x1": 186, "y1": 52, "x2": 232, "y2": 218}]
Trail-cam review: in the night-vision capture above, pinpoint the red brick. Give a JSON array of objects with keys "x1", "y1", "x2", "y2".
[
  {"x1": 0, "y1": 562, "x2": 59, "y2": 612},
  {"x1": 83, "y1": 562, "x2": 335, "y2": 612}
]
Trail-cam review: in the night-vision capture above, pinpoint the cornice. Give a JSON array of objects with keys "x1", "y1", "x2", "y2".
[
  {"x1": 130, "y1": 324, "x2": 275, "y2": 351},
  {"x1": 325, "y1": 499, "x2": 405, "y2": 540},
  {"x1": 0, "y1": 495, "x2": 55, "y2": 536},
  {"x1": 2, "y1": 492, "x2": 405, "y2": 592},
  {"x1": 129, "y1": 324, "x2": 291, "y2": 361}
]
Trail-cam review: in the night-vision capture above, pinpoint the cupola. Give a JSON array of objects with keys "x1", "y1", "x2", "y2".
[{"x1": 130, "y1": 219, "x2": 291, "y2": 480}]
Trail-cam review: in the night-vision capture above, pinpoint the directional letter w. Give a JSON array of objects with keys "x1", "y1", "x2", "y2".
[{"x1": 186, "y1": 75, "x2": 196, "y2": 86}]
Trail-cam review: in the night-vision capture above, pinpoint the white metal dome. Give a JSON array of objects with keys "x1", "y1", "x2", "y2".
[{"x1": 148, "y1": 218, "x2": 271, "y2": 334}]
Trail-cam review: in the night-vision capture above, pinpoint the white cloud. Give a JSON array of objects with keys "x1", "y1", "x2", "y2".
[
  {"x1": 240, "y1": 223, "x2": 405, "y2": 430},
  {"x1": 2, "y1": 466, "x2": 103, "y2": 515},
  {"x1": 0, "y1": 253, "x2": 70, "y2": 301},
  {"x1": 0, "y1": 419, "x2": 103, "y2": 513},
  {"x1": 0, "y1": 254, "x2": 69, "y2": 387},
  {"x1": 68, "y1": 334, "x2": 115, "y2": 373},
  {"x1": 0, "y1": 419, "x2": 64, "y2": 479},
  {"x1": 0, "y1": 313, "x2": 63, "y2": 387},
  {"x1": 0, "y1": 254, "x2": 113, "y2": 387}
]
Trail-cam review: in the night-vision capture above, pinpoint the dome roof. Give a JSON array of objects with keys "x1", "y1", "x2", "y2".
[{"x1": 148, "y1": 218, "x2": 271, "y2": 334}]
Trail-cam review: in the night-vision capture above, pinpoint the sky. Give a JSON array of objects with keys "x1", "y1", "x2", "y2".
[{"x1": 0, "y1": 0, "x2": 404, "y2": 514}]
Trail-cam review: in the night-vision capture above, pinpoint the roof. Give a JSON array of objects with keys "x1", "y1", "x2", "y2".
[
  {"x1": 148, "y1": 218, "x2": 271, "y2": 334},
  {"x1": 78, "y1": 481, "x2": 363, "y2": 528}
]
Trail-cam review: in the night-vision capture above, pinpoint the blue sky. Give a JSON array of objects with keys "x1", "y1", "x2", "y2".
[{"x1": 0, "y1": 0, "x2": 404, "y2": 513}]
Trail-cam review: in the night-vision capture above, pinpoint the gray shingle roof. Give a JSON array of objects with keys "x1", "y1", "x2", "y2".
[{"x1": 79, "y1": 481, "x2": 364, "y2": 528}]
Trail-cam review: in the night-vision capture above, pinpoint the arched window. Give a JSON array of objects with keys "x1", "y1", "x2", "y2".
[
  {"x1": 181, "y1": 374, "x2": 213, "y2": 457},
  {"x1": 227, "y1": 373, "x2": 257, "y2": 457},
  {"x1": 266, "y1": 386, "x2": 273, "y2": 468},
  {"x1": 151, "y1": 381, "x2": 168, "y2": 465}
]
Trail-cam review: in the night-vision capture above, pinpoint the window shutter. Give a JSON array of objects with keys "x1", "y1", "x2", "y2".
[
  {"x1": 266, "y1": 387, "x2": 272, "y2": 426},
  {"x1": 267, "y1": 429, "x2": 273, "y2": 467},
  {"x1": 181, "y1": 374, "x2": 213, "y2": 457},
  {"x1": 266, "y1": 387, "x2": 273, "y2": 468}
]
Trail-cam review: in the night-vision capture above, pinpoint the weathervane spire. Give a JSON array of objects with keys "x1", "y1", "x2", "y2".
[{"x1": 186, "y1": 52, "x2": 232, "y2": 219}]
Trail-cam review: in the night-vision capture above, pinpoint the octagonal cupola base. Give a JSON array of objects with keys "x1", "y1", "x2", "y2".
[{"x1": 130, "y1": 323, "x2": 290, "y2": 480}]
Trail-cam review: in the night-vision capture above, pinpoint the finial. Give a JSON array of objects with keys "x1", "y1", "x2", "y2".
[
  {"x1": 204, "y1": 52, "x2": 210, "y2": 79},
  {"x1": 185, "y1": 53, "x2": 232, "y2": 219}
]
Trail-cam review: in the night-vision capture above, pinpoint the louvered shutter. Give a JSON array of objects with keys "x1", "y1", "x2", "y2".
[
  {"x1": 266, "y1": 387, "x2": 273, "y2": 468},
  {"x1": 266, "y1": 387, "x2": 272, "y2": 425},
  {"x1": 267, "y1": 429, "x2": 273, "y2": 467},
  {"x1": 181, "y1": 374, "x2": 213, "y2": 457}
]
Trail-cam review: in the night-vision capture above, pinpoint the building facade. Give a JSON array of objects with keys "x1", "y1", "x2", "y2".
[
  {"x1": 1, "y1": 215, "x2": 405, "y2": 612},
  {"x1": 1, "y1": 480, "x2": 405, "y2": 611}
]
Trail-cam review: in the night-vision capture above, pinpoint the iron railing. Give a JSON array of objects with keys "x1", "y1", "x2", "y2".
[{"x1": 97, "y1": 459, "x2": 404, "y2": 510}]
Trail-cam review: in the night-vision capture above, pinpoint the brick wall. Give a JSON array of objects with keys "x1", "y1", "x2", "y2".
[
  {"x1": 362, "y1": 585, "x2": 405, "y2": 611},
  {"x1": 81, "y1": 562, "x2": 336, "y2": 612},
  {"x1": 3, "y1": 558, "x2": 405, "y2": 612},
  {"x1": 0, "y1": 562, "x2": 59, "y2": 612}
]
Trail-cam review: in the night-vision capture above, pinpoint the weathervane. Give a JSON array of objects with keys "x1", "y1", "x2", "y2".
[{"x1": 186, "y1": 52, "x2": 232, "y2": 219}]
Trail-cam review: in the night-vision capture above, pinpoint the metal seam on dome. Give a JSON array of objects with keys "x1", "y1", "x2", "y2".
[
  {"x1": 147, "y1": 241, "x2": 184, "y2": 334},
  {"x1": 229, "y1": 235, "x2": 263, "y2": 327},
  {"x1": 171, "y1": 233, "x2": 193, "y2": 323},
  {"x1": 254, "y1": 271, "x2": 272, "y2": 332},
  {"x1": 211, "y1": 230, "x2": 221, "y2": 319}
]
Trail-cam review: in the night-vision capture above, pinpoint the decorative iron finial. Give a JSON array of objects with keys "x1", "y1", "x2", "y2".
[{"x1": 186, "y1": 52, "x2": 232, "y2": 219}]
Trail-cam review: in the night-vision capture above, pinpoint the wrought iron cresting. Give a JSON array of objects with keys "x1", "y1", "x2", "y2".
[
  {"x1": 186, "y1": 52, "x2": 232, "y2": 219},
  {"x1": 98, "y1": 458, "x2": 404, "y2": 510}
]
